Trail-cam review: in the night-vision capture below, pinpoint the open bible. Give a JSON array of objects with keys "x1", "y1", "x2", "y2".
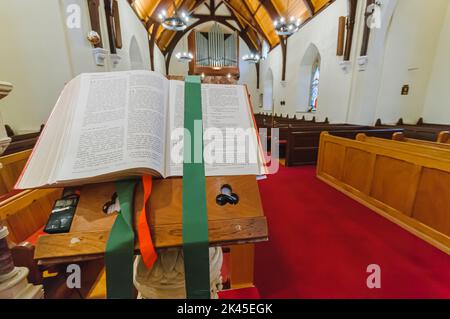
[{"x1": 16, "y1": 71, "x2": 264, "y2": 189}]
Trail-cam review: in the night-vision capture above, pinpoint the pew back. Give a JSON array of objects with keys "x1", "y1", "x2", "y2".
[
  {"x1": 357, "y1": 134, "x2": 450, "y2": 160},
  {"x1": 376, "y1": 119, "x2": 448, "y2": 141},
  {"x1": 393, "y1": 132, "x2": 450, "y2": 150},
  {"x1": 286, "y1": 127, "x2": 402, "y2": 166},
  {"x1": 0, "y1": 150, "x2": 31, "y2": 196}
]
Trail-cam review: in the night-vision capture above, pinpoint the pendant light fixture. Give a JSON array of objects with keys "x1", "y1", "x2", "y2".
[
  {"x1": 273, "y1": 0, "x2": 301, "y2": 36},
  {"x1": 158, "y1": 0, "x2": 190, "y2": 31}
]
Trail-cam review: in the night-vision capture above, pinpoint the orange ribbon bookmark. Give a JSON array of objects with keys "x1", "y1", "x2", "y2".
[{"x1": 137, "y1": 175, "x2": 157, "y2": 269}]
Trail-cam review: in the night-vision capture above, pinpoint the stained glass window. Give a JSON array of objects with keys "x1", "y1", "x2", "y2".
[{"x1": 309, "y1": 58, "x2": 320, "y2": 111}]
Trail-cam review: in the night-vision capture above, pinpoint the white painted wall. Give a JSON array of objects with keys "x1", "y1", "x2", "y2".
[
  {"x1": 260, "y1": 0, "x2": 352, "y2": 122},
  {"x1": 372, "y1": 0, "x2": 449, "y2": 124},
  {"x1": 0, "y1": 0, "x2": 73, "y2": 133},
  {"x1": 423, "y1": 1, "x2": 450, "y2": 124},
  {"x1": 260, "y1": 0, "x2": 450, "y2": 125},
  {"x1": 238, "y1": 38, "x2": 259, "y2": 112},
  {"x1": 0, "y1": 0, "x2": 163, "y2": 133},
  {"x1": 2, "y1": 0, "x2": 450, "y2": 132}
]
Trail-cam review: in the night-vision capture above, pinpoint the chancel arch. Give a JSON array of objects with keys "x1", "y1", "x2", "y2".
[{"x1": 297, "y1": 43, "x2": 321, "y2": 113}]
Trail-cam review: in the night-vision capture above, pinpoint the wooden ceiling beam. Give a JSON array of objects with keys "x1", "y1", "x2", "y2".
[
  {"x1": 302, "y1": 0, "x2": 315, "y2": 17},
  {"x1": 259, "y1": 0, "x2": 280, "y2": 21},
  {"x1": 149, "y1": 22, "x2": 160, "y2": 71},
  {"x1": 240, "y1": 0, "x2": 274, "y2": 49},
  {"x1": 222, "y1": 0, "x2": 270, "y2": 48},
  {"x1": 226, "y1": 6, "x2": 259, "y2": 51},
  {"x1": 149, "y1": 0, "x2": 173, "y2": 21},
  {"x1": 221, "y1": 1, "x2": 259, "y2": 33}
]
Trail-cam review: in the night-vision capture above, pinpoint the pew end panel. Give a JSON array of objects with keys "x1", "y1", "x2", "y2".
[
  {"x1": 0, "y1": 150, "x2": 32, "y2": 196},
  {"x1": 317, "y1": 132, "x2": 450, "y2": 255}
]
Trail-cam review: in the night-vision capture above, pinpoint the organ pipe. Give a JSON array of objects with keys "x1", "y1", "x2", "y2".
[{"x1": 193, "y1": 23, "x2": 238, "y2": 68}]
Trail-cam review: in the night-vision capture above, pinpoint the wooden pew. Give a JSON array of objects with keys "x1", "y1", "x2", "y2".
[
  {"x1": 317, "y1": 132, "x2": 450, "y2": 255},
  {"x1": 415, "y1": 118, "x2": 450, "y2": 130},
  {"x1": 0, "y1": 148, "x2": 86, "y2": 297},
  {"x1": 261, "y1": 119, "x2": 331, "y2": 158},
  {"x1": 393, "y1": 132, "x2": 450, "y2": 150},
  {"x1": 358, "y1": 134, "x2": 450, "y2": 159},
  {"x1": 0, "y1": 179, "x2": 104, "y2": 299},
  {"x1": 3, "y1": 125, "x2": 42, "y2": 156},
  {"x1": 1, "y1": 189, "x2": 62, "y2": 243},
  {"x1": 285, "y1": 126, "x2": 402, "y2": 167},
  {"x1": 0, "y1": 150, "x2": 32, "y2": 196},
  {"x1": 255, "y1": 112, "x2": 328, "y2": 130},
  {"x1": 376, "y1": 118, "x2": 448, "y2": 141},
  {"x1": 4, "y1": 132, "x2": 40, "y2": 156}
]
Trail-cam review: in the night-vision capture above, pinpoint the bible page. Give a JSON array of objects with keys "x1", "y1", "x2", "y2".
[
  {"x1": 165, "y1": 81, "x2": 261, "y2": 177},
  {"x1": 58, "y1": 71, "x2": 169, "y2": 182}
]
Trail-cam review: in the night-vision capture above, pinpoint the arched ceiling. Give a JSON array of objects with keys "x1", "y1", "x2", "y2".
[{"x1": 129, "y1": 0, "x2": 334, "y2": 55}]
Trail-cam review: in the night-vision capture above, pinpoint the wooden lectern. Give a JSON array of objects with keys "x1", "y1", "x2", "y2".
[{"x1": 34, "y1": 175, "x2": 268, "y2": 292}]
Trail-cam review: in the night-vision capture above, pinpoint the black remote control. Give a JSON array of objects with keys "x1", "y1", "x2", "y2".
[{"x1": 44, "y1": 196, "x2": 79, "y2": 234}]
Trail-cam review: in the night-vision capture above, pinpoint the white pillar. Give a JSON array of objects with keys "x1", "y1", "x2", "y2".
[{"x1": 0, "y1": 227, "x2": 44, "y2": 299}]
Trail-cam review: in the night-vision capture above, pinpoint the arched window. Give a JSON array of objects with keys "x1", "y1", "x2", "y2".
[
  {"x1": 263, "y1": 68, "x2": 274, "y2": 111},
  {"x1": 309, "y1": 57, "x2": 320, "y2": 111},
  {"x1": 296, "y1": 44, "x2": 321, "y2": 113},
  {"x1": 129, "y1": 36, "x2": 144, "y2": 70}
]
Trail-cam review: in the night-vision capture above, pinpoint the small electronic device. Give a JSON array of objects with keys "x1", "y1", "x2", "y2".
[{"x1": 44, "y1": 195, "x2": 79, "y2": 234}]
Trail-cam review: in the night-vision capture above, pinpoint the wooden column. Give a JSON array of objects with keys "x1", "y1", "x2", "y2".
[
  {"x1": 337, "y1": 16, "x2": 346, "y2": 56},
  {"x1": 344, "y1": 0, "x2": 357, "y2": 61},
  {"x1": 87, "y1": 0, "x2": 103, "y2": 48},
  {"x1": 281, "y1": 36, "x2": 288, "y2": 81},
  {"x1": 256, "y1": 62, "x2": 260, "y2": 90},
  {"x1": 148, "y1": 23, "x2": 159, "y2": 71},
  {"x1": 104, "y1": 0, "x2": 117, "y2": 54},
  {"x1": 360, "y1": 0, "x2": 375, "y2": 56},
  {"x1": 112, "y1": 0, "x2": 123, "y2": 49}
]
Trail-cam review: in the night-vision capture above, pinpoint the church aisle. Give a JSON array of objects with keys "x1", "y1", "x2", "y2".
[{"x1": 255, "y1": 165, "x2": 450, "y2": 299}]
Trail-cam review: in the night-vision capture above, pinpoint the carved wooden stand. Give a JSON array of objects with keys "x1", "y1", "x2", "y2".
[{"x1": 0, "y1": 227, "x2": 44, "y2": 299}]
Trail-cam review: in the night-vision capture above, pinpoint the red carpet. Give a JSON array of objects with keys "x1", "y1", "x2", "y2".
[{"x1": 255, "y1": 165, "x2": 450, "y2": 299}]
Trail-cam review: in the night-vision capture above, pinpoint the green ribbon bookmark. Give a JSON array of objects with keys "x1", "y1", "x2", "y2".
[
  {"x1": 105, "y1": 179, "x2": 137, "y2": 299},
  {"x1": 183, "y1": 76, "x2": 211, "y2": 299}
]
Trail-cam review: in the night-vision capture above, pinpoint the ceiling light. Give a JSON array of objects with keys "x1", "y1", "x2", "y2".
[
  {"x1": 242, "y1": 53, "x2": 261, "y2": 64},
  {"x1": 159, "y1": 10, "x2": 190, "y2": 31},
  {"x1": 175, "y1": 52, "x2": 193, "y2": 62},
  {"x1": 274, "y1": 16, "x2": 301, "y2": 36}
]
